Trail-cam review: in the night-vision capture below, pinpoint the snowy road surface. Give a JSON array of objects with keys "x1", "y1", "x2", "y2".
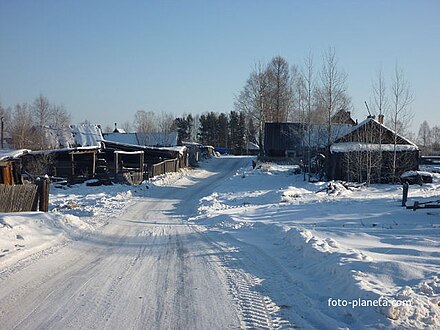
[
  {"x1": 0, "y1": 157, "x2": 289, "y2": 329},
  {"x1": 5, "y1": 157, "x2": 436, "y2": 329}
]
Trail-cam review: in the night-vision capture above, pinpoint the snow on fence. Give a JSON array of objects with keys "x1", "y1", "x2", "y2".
[
  {"x1": 149, "y1": 158, "x2": 180, "y2": 178},
  {"x1": 0, "y1": 184, "x2": 38, "y2": 212}
]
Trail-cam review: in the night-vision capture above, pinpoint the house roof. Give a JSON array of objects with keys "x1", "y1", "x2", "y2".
[
  {"x1": 28, "y1": 146, "x2": 100, "y2": 156},
  {"x1": 246, "y1": 142, "x2": 260, "y2": 150},
  {"x1": 330, "y1": 142, "x2": 419, "y2": 153},
  {"x1": 102, "y1": 131, "x2": 179, "y2": 147},
  {"x1": 137, "y1": 132, "x2": 178, "y2": 147},
  {"x1": 303, "y1": 123, "x2": 354, "y2": 148},
  {"x1": 330, "y1": 117, "x2": 419, "y2": 153},
  {"x1": 331, "y1": 109, "x2": 356, "y2": 125},
  {"x1": 0, "y1": 149, "x2": 30, "y2": 161},
  {"x1": 101, "y1": 139, "x2": 185, "y2": 158},
  {"x1": 334, "y1": 117, "x2": 418, "y2": 147},
  {"x1": 70, "y1": 124, "x2": 103, "y2": 147},
  {"x1": 103, "y1": 132, "x2": 139, "y2": 145}
]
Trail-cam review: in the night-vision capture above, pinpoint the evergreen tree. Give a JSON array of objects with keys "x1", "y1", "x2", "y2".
[
  {"x1": 238, "y1": 112, "x2": 246, "y2": 154},
  {"x1": 229, "y1": 111, "x2": 240, "y2": 153},
  {"x1": 174, "y1": 116, "x2": 190, "y2": 142},
  {"x1": 198, "y1": 112, "x2": 219, "y2": 146},
  {"x1": 217, "y1": 113, "x2": 229, "y2": 147},
  {"x1": 186, "y1": 114, "x2": 194, "y2": 141}
]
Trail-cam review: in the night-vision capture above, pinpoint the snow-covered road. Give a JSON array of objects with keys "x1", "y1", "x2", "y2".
[
  {"x1": 4, "y1": 157, "x2": 437, "y2": 329},
  {"x1": 0, "y1": 157, "x2": 287, "y2": 329}
]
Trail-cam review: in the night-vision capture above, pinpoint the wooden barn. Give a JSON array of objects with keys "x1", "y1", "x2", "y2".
[
  {"x1": 101, "y1": 140, "x2": 188, "y2": 181},
  {"x1": 329, "y1": 117, "x2": 419, "y2": 183}
]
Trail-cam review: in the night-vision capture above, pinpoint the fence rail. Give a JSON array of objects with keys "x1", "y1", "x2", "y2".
[
  {"x1": 0, "y1": 184, "x2": 38, "y2": 212},
  {"x1": 150, "y1": 158, "x2": 180, "y2": 178}
]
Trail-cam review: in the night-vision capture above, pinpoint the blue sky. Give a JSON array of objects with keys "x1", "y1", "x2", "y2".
[{"x1": 0, "y1": 0, "x2": 439, "y2": 133}]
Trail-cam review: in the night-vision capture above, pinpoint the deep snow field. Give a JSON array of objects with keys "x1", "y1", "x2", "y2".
[{"x1": 0, "y1": 158, "x2": 439, "y2": 329}]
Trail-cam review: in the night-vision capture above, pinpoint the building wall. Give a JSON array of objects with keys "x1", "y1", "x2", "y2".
[
  {"x1": 264, "y1": 123, "x2": 303, "y2": 157},
  {"x1": 330, "y1": 150, "x2": 419, "y2": 183}
]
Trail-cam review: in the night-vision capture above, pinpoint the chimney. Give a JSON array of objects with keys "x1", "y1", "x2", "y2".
[{"x1": 378, "y1": 114, "x2": 384, "y2": 124}]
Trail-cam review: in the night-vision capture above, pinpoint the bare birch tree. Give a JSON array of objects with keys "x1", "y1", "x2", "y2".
[
  {"x1": 0, "y1": 103, "x2": 11, "y2": 148},
  {"x1": 267, "y1": 56, "x2": 292, "y2": 122},
  {"x1": 157, "y1": 111, "x2": 176, "y2": 145},
  {"x1": 372, "y1": 68, "x2": 388, "y2": 117},
  {"x1": 11, "y1": 103, "x2": 38, "y2": 149},
  {"x1": 134, "y1": 110, "x2": 156, "y2": 133},
  {"x1": 417, "y1": 120, "x2": 432, "y2": 148},
  {"x1": 390, "y1": 64, "x2": 414, "y2": 182},
  {"x1": 32, "y1": 94, "x2": 53, "y2": 149},
  {"x1": 318, "y1": 47, "x2": 351, "y2": 150},
  {"x1": 432, "y1": 126, "x2": 440, "y2": 151},
  {"x1": 301, "y1": 53, "x2": 316, "y2": 179},
  {"x1": 235, "y1": 62, "x2": 270, "y2": 155},
  {"x1": 371, "y1": 68, "x2": 389, "y2": 182}
]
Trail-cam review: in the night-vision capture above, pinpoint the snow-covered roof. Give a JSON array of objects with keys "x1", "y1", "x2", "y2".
[
  {"x1": 114, "y1": 150, "x2": 144, "y2": 155},
  {"x1": 401, "y1": 170, "x2": 433, "y2": 178},
  {"x1": 43, "y1": 126, "x2": 74, "y2": 149},
  {"x1": 303, "y1": 124, "x2": 353, "y2": 148},
  {"x1": 339, "y1": 117, "x2": 418, "y2": 148},
  {"x1": 0, "y1": 149, "x2": 30, "y2": 161},
  {"x1": 182, "y1": 141, "x2": 202, "y2": 146},
  {"x1": 103, "y1": 132, "x2": 139, "y2": 145},
  {"x1": 156, "y1": 146, "x2": 187, "y2": 156},
  {"x1": 246, "y1": 142, "x2": 260, "y2": 150},
  {"x1": 101, "y1": 139, "x2": 186, "y2": 156},
  {"x1": 330, "y1": 142, "x2": 419, "y2": 153},
  {"x1": 29, "y1": 146, "x2": 100, "y2": 155},
  {"x1": 70, "y1": 124, "x2": 103, "y2": 147},
  {"x1": 137, "y1": 132, "x2": 178, "y2": 147}
]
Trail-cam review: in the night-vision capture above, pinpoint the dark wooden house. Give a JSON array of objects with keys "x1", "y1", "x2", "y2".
[
  {"x1": 263, "y1": 122, "x2": 353, "y2": 158},
  {"x1": 264, "y1": 123, "x2": 303, "y2": 157},
  {"x1": 329, "y1": 117, "x2": 419, "y2": 183}
]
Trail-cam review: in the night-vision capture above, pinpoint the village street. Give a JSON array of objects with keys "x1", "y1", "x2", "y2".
[
  {"x1": 0, "y1": 157, "x2": 285, "y2": 329},
  {"x1": 1, "y1": 156, "x2": 439, "y2": 329}
]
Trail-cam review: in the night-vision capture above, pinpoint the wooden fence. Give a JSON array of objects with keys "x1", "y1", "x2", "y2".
[
  {"x1": 0, "y1": 178, "x2": 50, "y2": 213},
  {"x1": 0, "y1": 184, "x2": 38, "y2": 212},
  {"x1": 149, "y1": 158, "x2": 180, "y2": 178},
  {"x1": 122, "y1": 172, "x2": 144, "y2": 186}
]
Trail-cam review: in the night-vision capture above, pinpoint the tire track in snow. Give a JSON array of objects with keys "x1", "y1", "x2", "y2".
[{"x1": 191, "y1": 225, "x2": 295, "y2": 329}]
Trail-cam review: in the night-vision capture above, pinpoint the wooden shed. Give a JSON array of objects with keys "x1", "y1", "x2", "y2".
[
  {"x1": 21, "y1": 147, "x2": 99, "y2": 183},
  {"x1": 329, "y1": 117, "x2": 419, "y2": 183}
]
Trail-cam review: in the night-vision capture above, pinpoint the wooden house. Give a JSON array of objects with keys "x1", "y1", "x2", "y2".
[
  {"x1": 263, "y1": 122, "x2": 353, "y2": 158},
  {"x1": 329, "y1": 117, "x2": 419, "y2": 183}
]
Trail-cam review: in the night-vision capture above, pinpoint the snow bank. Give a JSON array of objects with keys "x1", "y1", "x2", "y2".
[
  {"x1": 193, "y1": 161, "x2": 440, "y2": 329},
  {"x1": 0, "y1": 213, "x2": 66, "y2": 269}
]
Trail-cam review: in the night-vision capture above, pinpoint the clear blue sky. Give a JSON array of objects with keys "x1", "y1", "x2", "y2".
[{"x1": 1, "y1": 0, "x2": 439, "y2": 133}]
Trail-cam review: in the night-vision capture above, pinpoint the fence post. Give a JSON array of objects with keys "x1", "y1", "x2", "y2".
[
  {"x1": 37, "y1": 177, "x2": 50, "y2": 212},
  {"x1": 402, "y1": 182, "x2": 409, "y2": 207}
]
